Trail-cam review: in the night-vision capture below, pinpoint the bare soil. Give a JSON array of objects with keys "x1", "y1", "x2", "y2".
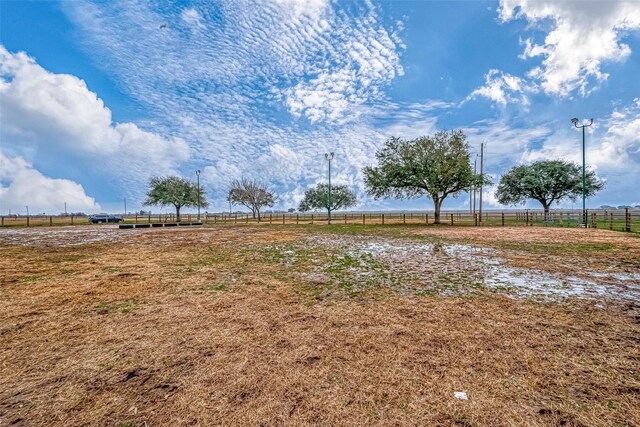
[{"x1": 1, "y1": 225, "x2": 638, "y2": 426}]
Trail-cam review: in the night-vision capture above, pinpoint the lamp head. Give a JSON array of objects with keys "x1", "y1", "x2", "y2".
[
  {"x1": 571, "y1": 117, "x2": 579, "y2": 126},
  {"x1": 196, "y1": 169, "x2": 201, "y2": 176}
]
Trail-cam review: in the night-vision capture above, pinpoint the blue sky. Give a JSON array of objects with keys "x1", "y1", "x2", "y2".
[{"x1": 1, "y1": 0, "x2": 639, "y2": 214}]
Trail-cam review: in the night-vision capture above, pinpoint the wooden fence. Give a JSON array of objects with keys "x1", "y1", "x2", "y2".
[{"x1": 1, "y1": 209, "x2": 638, "y2": 233}]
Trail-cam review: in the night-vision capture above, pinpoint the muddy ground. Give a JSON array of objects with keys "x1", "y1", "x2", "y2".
[{"x1": 1, "y1": 224, "x2": 639, "y2": 426}]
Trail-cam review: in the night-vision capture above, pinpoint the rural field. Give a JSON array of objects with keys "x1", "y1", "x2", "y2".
[{"x1": 1, "y1": 224, "x2": 639, "y2": 427}]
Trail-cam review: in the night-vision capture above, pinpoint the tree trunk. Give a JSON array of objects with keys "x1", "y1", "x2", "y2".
[
  {"x1": 175, "y1": 205, "x2": 181, "y2": 222},
  {"x1": 256, "y1": 207, "x2": 261, "y2": 220},
  {"x1": 542, "y1": 202, "x2": 550, "y2": 221},
  {"x1": 433, "y1": 197, "x2": 441, "y2": 224},
  {"x1": 251, "y1": 207, "x2": 257, "y2": 219}
]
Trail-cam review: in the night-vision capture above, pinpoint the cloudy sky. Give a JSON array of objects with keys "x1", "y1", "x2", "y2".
[{"x1": 1, "y1": 0, "x2": 639, "y2": 214}]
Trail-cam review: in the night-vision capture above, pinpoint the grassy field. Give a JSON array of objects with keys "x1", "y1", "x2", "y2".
[{"x1": 1, "y1": 224, "x2": 639, "y2": 426}]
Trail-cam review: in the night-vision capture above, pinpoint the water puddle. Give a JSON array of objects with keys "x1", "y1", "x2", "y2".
[{"x1": 310, "y1": 235, "x2": 640, "y2": 303}]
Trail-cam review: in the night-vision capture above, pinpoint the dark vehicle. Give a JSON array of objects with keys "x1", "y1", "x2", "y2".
[{"x1": 89, "y1": 214, "x2": 123, "y2": 224}]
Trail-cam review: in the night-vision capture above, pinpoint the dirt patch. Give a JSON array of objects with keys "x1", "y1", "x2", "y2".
[{"x1": 0, "y1": 225, "x2": 638, "y2": 426}]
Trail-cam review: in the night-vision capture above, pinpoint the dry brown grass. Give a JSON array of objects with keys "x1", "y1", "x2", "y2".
[{"x1": 1, "y1": 225, "x2": 638, "y2": 426}]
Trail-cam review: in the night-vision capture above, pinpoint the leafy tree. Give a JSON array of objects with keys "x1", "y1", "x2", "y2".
[
  {"x1": 227, "y1": 178, "x2": 276, "y2": 219},
  {"x1": 496, "y1": 160, "x2": 604, "y2": 214},
  {"x1": 298, "y1": 184, "x2": 357, "y2": 220},
  {"x1": 363, "y1": 130, "x2": 487, "y2": 224},
  {"x1": 143, "y1": 176, "x2": 208, "y2": 222}
]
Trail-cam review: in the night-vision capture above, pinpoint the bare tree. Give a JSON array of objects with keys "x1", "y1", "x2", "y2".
[{"x1": 227, "y1": 178, "x2": 276, "y2": 219}]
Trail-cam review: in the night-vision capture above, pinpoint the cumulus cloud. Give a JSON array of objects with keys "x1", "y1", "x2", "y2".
[
  {"x1": 0, "y1": 45, "x2": 189, "y2": 196},
  {"x1": 599, "y1": 98, "x2": 640, "y2": 167},
  {"x1": 499, "y1": 0, "x2": 640, "y2": 96},
  {"x1": 468, "y1": 69, "x2": 533, "y2": 107},
  {"x1": 0, "y1": 153, "x2": 100, "y2": 214}
]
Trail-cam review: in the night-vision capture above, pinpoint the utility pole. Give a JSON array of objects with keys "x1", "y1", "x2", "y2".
[
  {"x1": 123, "y1": 198, "x2": 126, "y2": 216},
  {"x1": 325, "y1": 152, "x2": 334, "y2": 224},
  {"x1": 473, "y1": 158, "x2": 477, "y2": 215},
  {"x1": 571, "y1": 117, "x2": 593, "y2": 227},
  {"x1": 469, "y1": 160, "x2": 473, "y2": 214},
  {"x1": 25, "y1": 205, "x2": 29, "y2": 217},
  {"x1": 196, "y1": 170, "x2": 201, "y2": 221},
  {"x1": 479, "y1": 142, "x2": 484, "y2": 223},
  {"x1": 64, "y1": 202, "x2": 67, "y2": 216}
]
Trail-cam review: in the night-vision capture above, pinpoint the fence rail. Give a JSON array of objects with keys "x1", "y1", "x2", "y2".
[{"x1": 2, "y1": 209, "x2": 638, "y2": 232}]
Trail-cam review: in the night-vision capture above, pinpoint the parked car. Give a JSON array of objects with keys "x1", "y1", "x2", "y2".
[{"x1": 89, "y1": 214, "x2": 123, "y2": 224}]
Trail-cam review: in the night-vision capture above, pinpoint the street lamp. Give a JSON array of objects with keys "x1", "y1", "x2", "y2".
[
  {"x1": 325, "y1": 152, "x2": 334, "y2": 224},
  {"x1": 196, "y1": 170, "x2": 201, "y2": 221},
  {"x1": 571, "y1": 117, "x2": 593, "y2": 227}
]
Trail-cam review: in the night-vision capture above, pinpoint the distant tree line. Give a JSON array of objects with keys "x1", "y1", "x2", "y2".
[{"x1": 143, "y1": 129, "x2": 605, "y2": 224}]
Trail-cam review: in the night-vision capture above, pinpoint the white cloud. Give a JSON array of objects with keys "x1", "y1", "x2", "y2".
[
  {"x1": 0, "y1": 45, "x2": 189, "y2": 196},
  {"x1": 499, "y1": 0, "x2": 640, "y2": 96},
  {"x1": 0, "y1": 153, "x2": 100, "y2": 214},
  {"x1": 181, "y1": 8, "x2": 205, "y2": 30},
  {"x1": 63, "y1": 0, "x2": 404, "y2": 127},
  {"x1": 468, "y1": 69, "x2": 533, "y2": 106}
]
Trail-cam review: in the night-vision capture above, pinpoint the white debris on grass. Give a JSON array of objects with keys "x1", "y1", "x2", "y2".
[{"x1": 454, "y1": 391, "x2": 468, "y2": 400}]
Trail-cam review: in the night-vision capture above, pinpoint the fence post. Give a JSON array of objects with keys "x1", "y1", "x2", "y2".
[
  {"x1": 344, "y1": 214, "x2": 346, "y2": 224},
  {"x1": 282, "y1": 214, "x2": 285, "y2": 224},
  {"x1": 474, "y1": 213, "x2": 478, "y2": 226},
  {"x1": 501, "y1": 212, "x2": 505, "y2": 226},
  {"x1": 135, "y1": 214, "x2": 138, "y2": 224},
  {"x1": 362, "y1": 214, "x2": 365, "y2": 225},
  {"x1": 27, "y1": 215, "x2": 30, "y2": 227},
  {"x1": 425, "y1": 213, "x2": 428, "y2": 225},
  {"x1": 626, "y1": 208, "x2": 631, "y2": 232},
  {"x1": 450, "y1": 213, "x2": 454, "y2": 226},
  {"x1": 296, "y1": 214, "x2": 299, "y2": 225},
  {"x1": 382, "y1": 214, "x2": 385, "y2": 225},
  {"x1": 559, "y1": 212, "x2": 563, "y2": 227},
  {"x1": 311, "y1": 214, "x2": 314, "y2": 224},
  {"x1": 525, "y1": 210, "x2": 529, "y2": 226},
  {"x1": 50, "y1": 216, "x2": 53, "y2": 226},
  {"x1": 609, "y1": 213, "x2": 613, "y2": 230}
]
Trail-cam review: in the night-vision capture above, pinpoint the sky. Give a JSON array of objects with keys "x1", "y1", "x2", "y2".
[{"x1": 1, "y1": 0, "x2": 639, "y2": 215}]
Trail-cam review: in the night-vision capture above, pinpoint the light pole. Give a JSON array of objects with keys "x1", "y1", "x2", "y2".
[
  {"x1": 196, "y1": 170, "x2": 201, "y2": 221},
  {"x1": 571, "y1": 117, "x2": 593, "y2": 227},
  {"x1": 325, "y1": 152, "x2": 334, "y2": 224},
  {"x1": 478, "y1": 142, "x2": 485, "y2": 223}
]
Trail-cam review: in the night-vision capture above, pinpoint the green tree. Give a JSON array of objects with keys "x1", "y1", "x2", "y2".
[
  {"x1": 143, "y1": 176, "x2": 208, "y2": 222},
  {"x1": 363, "y1": 130, "x2": 487, "y2": 224},
  {"x1": 496, "y1": 160, "x2": 604, "y2": 215},
  {"x1": 227, "y1": 178, "x2": 275, "y2": 219},
  {"x1": 298, "y1": 184, "x2": 357, "y2": 218}
]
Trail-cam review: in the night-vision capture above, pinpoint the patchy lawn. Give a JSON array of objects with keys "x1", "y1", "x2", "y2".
[{"x1": 1, "y1": 225, "x2": 638, "y2": 426}]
